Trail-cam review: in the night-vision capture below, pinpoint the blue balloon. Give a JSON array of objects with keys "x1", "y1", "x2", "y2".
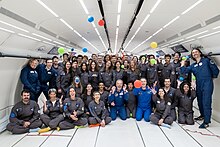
[
  {"x1": 71, "y1": 48, "x2": 74, "y2": 51},
  {"x1": 88, "y1": 16, "x2": 94, "y2": 23},
  {"x1": 156, "y1": 54, "x2": 160, "y2": 58},
  {"x1": 186, "y1": 55, "x2": 190, "y2": 59},
  {"x1": 179, "y1": 77, "x2": 184, "y2": 81},
  {"x1": 82, "y1": 47, "x2": 88, "y2": 53},
  {"x1": 75, "y1": 76, "x2": 80, "y2": 84}
]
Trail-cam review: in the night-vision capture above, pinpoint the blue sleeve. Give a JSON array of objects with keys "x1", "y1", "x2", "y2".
[
  {"x1": 20, "y1": 67, "x2": 35, "y2": 91},
  {"x1": 133, "y1": 88, "x2": 139, "y2": 96},
  {"x1": 208, "y1": 58, "x2": 219, "y2": 78},
  {"x1": 108, "y1": 93, "x2": 115, "y2": 103},
  {"x1": 123, "y1": 92, "x2": 129, "y2": 101},
  {"x1": 180, "y1": 65, "x2": 192, "y2": 75}
]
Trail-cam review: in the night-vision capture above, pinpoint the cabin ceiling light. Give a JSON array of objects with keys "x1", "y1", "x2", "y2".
[
  {"x1": 53, "y1": 41, "x2": 65, "y2": 46},
  {"x1": 161, "y1": 44, "x2": 170, "y2": 48},
  {"x1": 79, "y1": 0, "x2": 89, "y2": 14},
  {"x1": 32, "y1": 33, "x2": 52, "y2": 41},
  {"x1": 186, "y1": 30, "x2": 208, "y2": 39},
  {"x1": 150, "y1": 0, "x2": 162, "y2": 13},
  {"x1": 60, "y1": 19, "x2": 74, "y2": 30},
  {"x1": 0, "y1": 27, "x2": 15, "y2": 33},
  {"x1": 116, "y1": 14, "x2": 120, "y2": 27},
  {"x1": 43, "y1": 41, "x2": 56, "y2": 46},
  {"x1": 163, "y1": 16, "x2": 180, "y2": 28},
  {"x1": 18, "y1": 33, "x2": 41, "y2": 41},
  {"x1": 170, "y1": 39, "x2": 184, "y2": 44},
  {"x1": 197, "y1": 30, "x2": 220, "y2": 39},
  {"x1": 180, "y1": 39, "x2": 195, "y2": 44},
  {"x1": 36, "y1": 0, "x2": 59, "y2": 17},
  {"x1": 168, "y1": 43, "x2": 179, "y2": 47},
  {"x1": 181, "y1": 0, "x2": 204, "y2": 15},
  {"x1": 0, "y1": 20, "x2": 29, "y2": 33},
  {"x1": 213, "y1": 26, "x2": 220, "y2": 30},
  {"x1": 118, "y1": 0, "x2": 122, "y2": 13}
]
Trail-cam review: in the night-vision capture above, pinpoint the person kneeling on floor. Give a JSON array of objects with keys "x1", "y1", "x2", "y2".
[
  {"x1": 150, "y1": 88, "x2": 173, "y2": 126},
  {"x1": 6, "y1": 89, "x2": 42, "y2": 134},
  {"x1": 88, "y1": 91, "x2": 112, "y2": 127},
  {"x1": 38, "y1": 88, "x2": 64, "y2": 133}
]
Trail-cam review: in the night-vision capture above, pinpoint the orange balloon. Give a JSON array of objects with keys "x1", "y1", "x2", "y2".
[{"x1": 134, "y1": 80, "x2": 142, "y2": 88}]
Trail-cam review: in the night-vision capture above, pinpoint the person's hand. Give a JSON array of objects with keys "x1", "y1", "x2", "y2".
[
  {"x1": 58, "y1": 89, "x2": 62, "y2": 93},
  {"x1": 73, "y1": 111, "x2": 77, "y2": 117},
  {"x1": 100, "y1": 120, "x2": 106, "y2": 127},
  {"x1": 43, "y1": 100, "x2": 47, "y2": 112},
  {"x1": 181, "y1": 60, "x2": 186, "y2": 67},
  {"x1": 111, "y1": 102, "x2": 115, "y2": 106},
  {"x1": 151, "y1": 88, "x2": 157, "y2": 95},
  {"x1": 59, "y1": 96, "x2": 63, "y2": 105},
  {"x1": 153, "y1": 81, "x2": 157, "y2": 88},
  {"x1": 23, "y1": 121, "x2": 31, "y2": 128},
  {"x1": 158, "y1": 119, "x2": 164, "y2": 125},
  {"x1": 111, "y1": 86, "x2": 116, "y2": 94},
  {"x1": 70, "y1": 115, "x2": 78, "y2": 121},
  {"x1": 191, "y1": 80, "x2": 196, "y2": 90},
  {"x1": 123, "y1": 84, "x2": 127, "y2": 91}
]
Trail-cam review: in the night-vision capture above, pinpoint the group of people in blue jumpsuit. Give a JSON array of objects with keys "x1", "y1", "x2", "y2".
[{"x1": 7, "y1": 47, "x2": 219, "y2": 134}]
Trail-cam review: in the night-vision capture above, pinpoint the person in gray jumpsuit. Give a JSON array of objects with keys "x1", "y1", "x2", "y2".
[
  {"x1": 126, "y1": 82, "x2": 136, "y2": 118},
  {"x1": 163, "y1": 78, "x2": 177, "y2": 121},
  {"x1": 59, "y1": 87, "x2": 87, "y2": 130},
  {"x1": 6, "y1": 89, "x2": 42, "y2": 134},
  {"x1": 39, "y1": 89, "x2": 64, "y2": 132},
  {"x1": 150, "y1": 88, "x2": 173, "y2": 126},
  {"x1": 88, "y1": 91, "x2": 112, "y2": 126},
  {"x1": 176, "y1": 82, "x2": 196, "y2": 125}
]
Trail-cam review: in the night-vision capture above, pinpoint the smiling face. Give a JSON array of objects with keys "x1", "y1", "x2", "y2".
[
  {"x1": 183, "y1": 84, "x2": 190, "y2": 93},
  {"x1": 93, "y1": 92, "x2": 100, "y2": 101},
  {"x1": 29, "y1": 59, "x2": 38, "y2": 69},
  {"x1": 22, "y1": 92, "x2": 30, "y2": 103},
  {"x1": 158, "y1": 88, "x2": 165, "y2": 99},
  {"x1": 69, "y1": 88, "x2": 76, "y2": 99},
  {"x1": 140, "y1": 78, "x2": 147, "y2": 88},
  {"x1": 192, "y1": 49, "x2": 201, "y2": 60}
]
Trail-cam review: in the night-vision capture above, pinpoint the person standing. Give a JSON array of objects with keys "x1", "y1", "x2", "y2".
[{"x1": 180, "y1": 48, "x2": 219, "y2": 128}]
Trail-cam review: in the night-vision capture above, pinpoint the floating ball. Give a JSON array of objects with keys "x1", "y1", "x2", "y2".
[
  {"x1": 150, "y1": 42, "x2": 158, "y2": 48},
  {"x1": 150, "y1": 59, "x2": 156, "y2": 65},
  {"x1": 58, "y1": 47, "x2": 65, "y2": 55},
  {"x1": 134, "y1": 80, "x2": 142, "y2": 88},
  {"x1": 88, "y1": 16, "x2": 94, "y2": 23},
  {"x1": 179, "y1": 77, "x2": 184, "y2": 81},
  {"x1": 82, "y1": 47, "x2": 88, "y2": 53},
  {"x1": 182, "y1": 56, "x2": 187, "y2": 61},
  {"x1": 98, "y1": 19, "x2": 105, "y2": 26},
  {"x1": 121, "y1": 65, "x2": 124, "y2": 69}
]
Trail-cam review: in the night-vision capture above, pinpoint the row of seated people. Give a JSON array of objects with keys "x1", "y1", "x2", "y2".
[{"x1": 7, "y1": 78, "x2": 196, "y2": 134}]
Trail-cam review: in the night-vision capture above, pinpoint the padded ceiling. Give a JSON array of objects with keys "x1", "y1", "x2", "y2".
[{"x1": 0, "y1": 0, "x2": 220, "y2": 55}]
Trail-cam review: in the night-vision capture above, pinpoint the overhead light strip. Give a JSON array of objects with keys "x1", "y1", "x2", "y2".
[
  {"x1": 18, "y1": 33, "x2": 41, "y2": 41},
  {"x1": 150, "y1": 0, "x2": 162, "y2": 13},
  {"x1": 0, "y1": 27, "x2": 15, "y2": 33},
  {"x1": 53, "y1": 40, "x2": 65, "y2": 46},
  {"x1": 213, "y1": 26, "x2": 220, "y2": 30},
  {"x1": 161, "y1": 44, "x2": 170, "y2": 48},
  {"x1": 185, "y1": 30, "x2": 208, "y2": 39},
  {"x1": 168, "y1": 43, "x2": 179, "y2": 47},
  {"x1": 32, "y1": 33, "x2": 52, "y2": 41},
  {"x1": 140, "y1": 14, "x2": 150, "y2": 27},
  {"x1": 118, "y1": 0, "x2": 122, "y2": 13},
  {"x1": 115, "y1": 0, "x2": 123, "y2": 53},
  {"x1": 197, "y1": 30, "x2": 220, "y2": 39},
  {"x1": 60, "y1": 19, "x2": 74, "y2": 30},
  {"x1": 43, "y1": 41, "x2": 56, "y2": 46},
  {"x1": 179, "y1": 39, "x2": 195, "y2": 44},
  {"x1": 170, "y1": 39, "x2": 184, "y2": 44},
  {"x1": 116, "y1": 14, "x2": 120, "y2": 27},
  {"x1": 163, "y1": 16, "x2": 180, "y2": 28},
  {"x1": 181, "y1": 0, "x2": 204, "y2": 15},
  {"x1": 35, "y1": 0, "x2": 59, "y2": 17},
  {"x1": 0, "y1": 20, "x2": 29, "y2": 33},
  {"x1": 79, "y1": 0, "x2": 89, "y2": 14},
  {"x1": 152, "y1": 28, "x2": 163, "y2": 36}
]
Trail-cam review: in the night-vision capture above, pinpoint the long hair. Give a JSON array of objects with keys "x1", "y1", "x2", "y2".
[
  {"x1": 157, "y1": 88, "x2": 171, "y2": 103},
  {"x1": 80, "y1": 62, "x2": 89, "y2": 73},
  {"x1": 191, "y1": 48, "x2": 204, "y2": 61},
  {"x1": 89, "y1": 60, "x2": 98, "y2": 72},
  {"x1": 179, "y1": 81, "x2": 191, "y2": 97}
]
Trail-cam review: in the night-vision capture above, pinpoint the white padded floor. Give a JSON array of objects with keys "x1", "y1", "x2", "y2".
[{"x1": 1, "y1": 108, "x2": 220, "y2": 147}]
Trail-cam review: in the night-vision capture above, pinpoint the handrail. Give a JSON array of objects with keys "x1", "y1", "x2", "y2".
[{"x1": 0, "y1": 52, "x2": 48, "y2": 59}]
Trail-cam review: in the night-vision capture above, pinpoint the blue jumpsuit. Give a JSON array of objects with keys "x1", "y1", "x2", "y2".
[
  {"x1": 133, "y1": 87, "x2": 153, "y2": 121},
  {"x1": 20, "y1": 65, "x2": 41, "y2": 102},
  {"x1": 108, "y1": 89, "x2": 128, "y2": 120},
  {"x1": 180, "y1": 57, "x2": 219, "y2": 124},
  {"x1": 36, "y1": 64, "x2": 57, "y2": 99}
]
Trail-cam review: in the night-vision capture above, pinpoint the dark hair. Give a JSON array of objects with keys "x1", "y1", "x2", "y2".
[
  {"x1": 64, "y1": 61, "x2": 72, "y2": 73},
  {"x1": 48, "y1": 88, "x2": 57, "y2": 94},
  {"x1": 52, "y1": 56, "x2": 59, "y2": 60},
  {"x1": 63, "y1": 53, "x2": 69, "y2": 57},
  {"x1": 173, "y1": 52, "x2": 181, "y2": 57},
  {"x1": 180, "y1": 81, "x2": 191, "y2": 97},
  {"x1": 80, "y1": 62, "x2": 89, "y2": 72},
  {"x1": 165, "y1": 54, "x2": 171, "y2": 59},
  {"x1": 89, "y1": 60, "x2": 98, "y2": 72},
  {"x1": 21, "y1": 89, "x2": 30, "y2": 95},
  {"x1": 93, "y1": 91, "x2": 100, "y2": 97},
  {"x1": 115, "y1": 61, "x2": 122, "y2": 68},
  {"x1": 45, "y1": 58, "x2": 52, "y2": 63},
  {"x1": 77, "y1": 55, "x2": 83, "y2": 58},
  {"x1": 72, "y1": 59, "x2": 78, "y2": 64},
  {"x1": 84, "y1": 83, "x2": 93, "y2": 95},
  {"x1": 157, "y1": 88, "x2": 170, "y2": 103},
  {"x1": 191, "y1": 48, "x2": 204, "y2": 61}
]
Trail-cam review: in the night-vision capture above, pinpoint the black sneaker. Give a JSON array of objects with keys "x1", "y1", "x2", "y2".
[
  {"x1": 194, "y1": 116, "x2": 204, "y2": 121},
  {"x1": 199, "y1": 123, "x2": 209, "y2": 129}
]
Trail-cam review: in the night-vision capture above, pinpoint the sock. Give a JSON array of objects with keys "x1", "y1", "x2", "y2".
[
  {"x1": 29, "y1": 127, "x2": 40, "y2": 132},
  {"x1": 89, "y1": 124, "x2": 100, "y2": 128}
]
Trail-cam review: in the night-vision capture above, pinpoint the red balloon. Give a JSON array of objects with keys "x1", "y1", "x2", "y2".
[
  {"x1": 134, "y1": 80, "x2": 142, "y2": 88},
  {"x1": 98, "y1": 19, "x2": 105, "y2": 26}
]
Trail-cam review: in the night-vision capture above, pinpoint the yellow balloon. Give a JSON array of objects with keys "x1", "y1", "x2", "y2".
[{"x1": 150, "y1": 42, "x2": 158, "y2": 48}]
